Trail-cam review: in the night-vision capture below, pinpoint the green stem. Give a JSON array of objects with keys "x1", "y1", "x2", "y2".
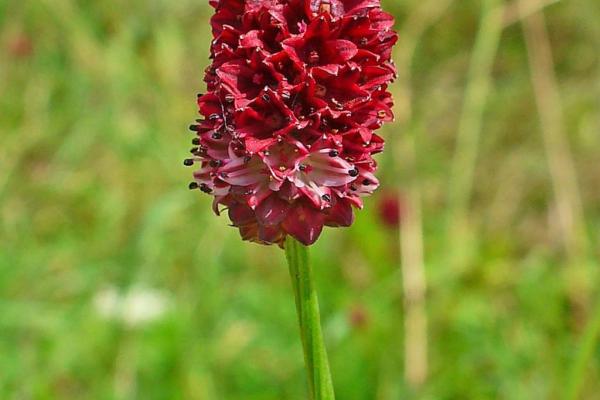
[
  {"x1": 563, "y1": 295, "x2": 600, "y2": 400},
  {"x1": 285, "y1": 236, "x2": 335, "y2": 400},
  {"x1": 447, "y1": 0, "x2": 503, "y2": 222}
]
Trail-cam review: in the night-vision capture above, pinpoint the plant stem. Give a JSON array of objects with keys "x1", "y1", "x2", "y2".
[
  {"x1": 447, "y1": 0, "x2": 504, "y2": 222},
  {"x1": 285, "y1": 236, "x2": 335, "y2": 400},
  {"x1": 394, "y1": 0, "x2": 455, "y2": 387},
  {"x1": 563, "y1": 296, "x2": 600, "y2": 400},
  {"x1": 445, "y1": 0, "x2": 504, "y2": 275}
]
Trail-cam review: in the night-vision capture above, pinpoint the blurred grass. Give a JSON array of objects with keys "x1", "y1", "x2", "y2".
[{"x1": 1, "y1": 0, "x2": 600, "y2": 399}]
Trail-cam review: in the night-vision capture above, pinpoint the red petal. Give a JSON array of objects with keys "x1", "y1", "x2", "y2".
[
  {"x1": 245, "y1": 137, "x2": 278, "y2": 153},
  {"x1": 258, "y1": 224, "x2": 285, "y2": 244},
  {"x1": 325, "y1": 199, "x2": 355, "y2": 227},
  {"x1": 256, "y1": 195, "x2": 291, "y2": 226},
  {"x1": 228, "y1": 203, "x2": 256, "y2": 226},
  {"x1": 282, "y1": 202, "x2": 325, "y2": 245},
  {"x1": 239, "y1": 30, "x2": 264, "y2": 48},
  {"x1": 324, "y1": 39, "x2": 358, "y2": 62},
  {"x1": 220, "y1": 155, "x2": 268, "y2": 186}
]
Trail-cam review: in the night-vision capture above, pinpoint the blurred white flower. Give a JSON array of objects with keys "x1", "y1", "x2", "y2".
[{"x1": 93, "y1": 286, "x2": 171, "y2": 327}]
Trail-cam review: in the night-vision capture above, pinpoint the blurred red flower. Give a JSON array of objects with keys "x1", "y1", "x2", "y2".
[
  {"x1": 377, "y1": 193, "x2": 401, "y2": 228},
  {"x1": 8, "y1": 34, "x2": 33, "y2": 58},
  {"x1": 187, "y1": 0, "x2": 398, "y2": 245},
  {"x1": 348, "y1": 304, "x2": 369, "y2": 329}
]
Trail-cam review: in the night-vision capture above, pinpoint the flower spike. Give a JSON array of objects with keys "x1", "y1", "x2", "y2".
[{"x1": 188, "y1": 0, "x2": 398, "y2": 246}]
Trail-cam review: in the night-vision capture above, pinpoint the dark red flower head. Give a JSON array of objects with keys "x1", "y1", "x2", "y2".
[{"x1": 187, "y1": 0, "x2": 398, "y2": 246}]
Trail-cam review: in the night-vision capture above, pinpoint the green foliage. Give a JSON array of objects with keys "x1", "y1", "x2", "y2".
[{"x1": 1, "y1": 0, "x2": 599, "y2": 399}]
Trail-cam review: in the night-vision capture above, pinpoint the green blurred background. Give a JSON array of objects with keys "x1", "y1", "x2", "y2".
[{"x1": 1, "y1": 0, "x2": 599, "y2": 399}]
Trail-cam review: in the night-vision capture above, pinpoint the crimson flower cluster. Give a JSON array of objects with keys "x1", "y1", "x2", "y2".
[{"x1": 186, "y1": 0, "x2": 398, "y2": 246}]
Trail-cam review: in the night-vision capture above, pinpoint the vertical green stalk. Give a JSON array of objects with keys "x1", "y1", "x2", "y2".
[
  {"x1": 285, "y1": 236, "x2": 335, "y2": 400},
  {"x1": 445, "y1": 0, "x2": 504, "y2": 273},
  {"x1": 447, "y1": 0, "x2": 503, "y2": 220},
  {"x1": 563, "y1": 297, "x2": 600, "y2": 400}
]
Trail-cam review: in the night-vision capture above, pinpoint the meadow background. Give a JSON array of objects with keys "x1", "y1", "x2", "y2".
[{"x1": 1, "y1": 0, "x2": 599, "y2": 399}]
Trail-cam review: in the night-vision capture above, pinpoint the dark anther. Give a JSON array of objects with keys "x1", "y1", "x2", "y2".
[
  {"x1": 189, "y1": 182, "x2": 199, "y2": 190},
  {"x1": 329, "y1": 150, "x2": 339, "y2": 157},
  {"x1": 209, "y1": 113, "x2": 220, "y2": 120},
  {"x1": 322, "y1": 194, "x2": 332, "y2": 202},
  {"x1": 192, "y1": 138, "x2": 200, "y2": 145},
  {"x1": 190, "y1": 147, "x2": 199, "y2": 154},
  {"x1": 243, "y1": 155, "x2": 252, "y2": 163},
  {"x1": 349, "y1": 168, "x2": 359, "y2": 177},
  {"x1": 189, "y1": 124, "x2": 199, "y2": 132},
  {"x1": 197, "y1": 93, "x2": 204, "y2": 98},
  {"x1": 199, "y1": 184, "x2": 213, "y2": 194},
  {"x1": 299, "y1": 164, "x2": 307, "y2": 171},
  {"x1": 350, "y1": 184, "x2": 358, "y2": 191},
  {"x1": 184, "y1": 159, "x2": 195, "y2": 166},
  {"x1": 262, "y1": 93, "x2": 271, "y2": 102},
  {"x1": 212, "y1": 132, "x2": 223, "y2": 139},
  {"x1": 209, "y1": 159, "x2": 222, "y2": 168},
  {"x1": 362, "y1": 179, "x2": 372, "y2": 186}
]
